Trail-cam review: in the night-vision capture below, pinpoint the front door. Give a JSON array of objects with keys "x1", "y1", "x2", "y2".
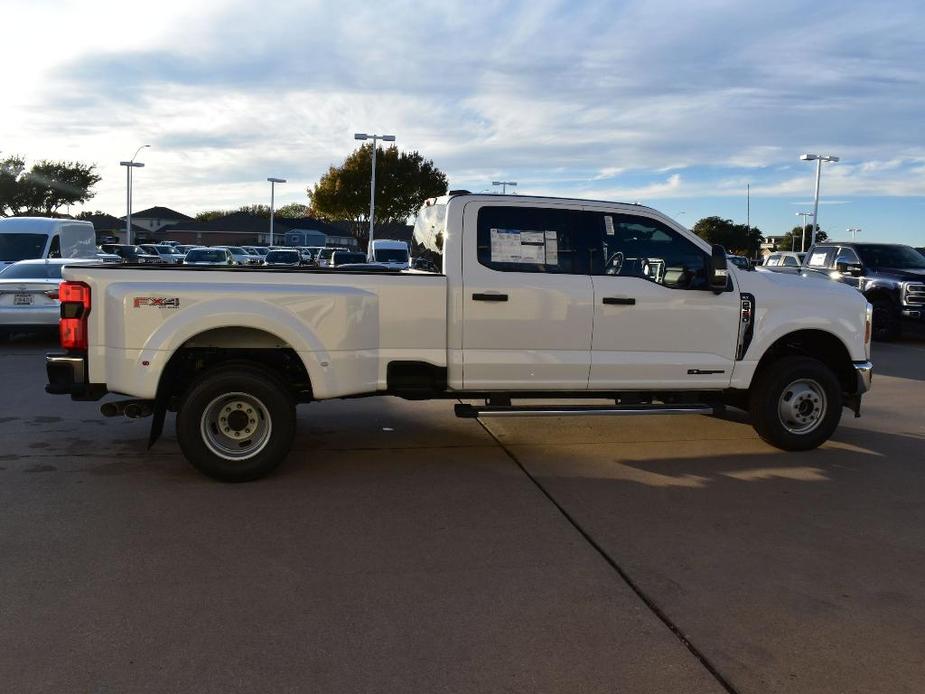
[
  {"x1": 461, "y1": 202, "x2": 594, "y2": 390},
  {"x1": 584, "y1": 209, "x2": 740, "y2": 389}
]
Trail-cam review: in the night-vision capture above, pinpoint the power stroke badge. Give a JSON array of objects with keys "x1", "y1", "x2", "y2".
[{"x1": 133, "y1": 297, "x2": 180, "y2": 308}]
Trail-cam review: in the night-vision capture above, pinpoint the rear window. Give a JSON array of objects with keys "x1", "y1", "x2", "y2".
[
  {"x1": 266, "y1": 251, "x2": 299, "y2": 262},
  {"x1": 0, "y1": 233, "x2": 48, "y2": 262},
  {"x1": 374, "y1": 248, "x2": 409, "y2": 262},
  {"x1": 0, "y1": 263, "x2": 65, "y2": 279},
  {"x1": 333, "y1": 251, "x2": 367, "y2": 265},
  {"x1": 186, "y1": 249, "x2": 227, "y2": 261}
]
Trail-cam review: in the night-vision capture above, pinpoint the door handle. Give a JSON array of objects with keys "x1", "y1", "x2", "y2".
[
  {"x1": 602, "y1": 297, "x2": 636, "y2": 305},
  {"x1": 472, "y1": 293, "x2": 509, "y2": 302}
]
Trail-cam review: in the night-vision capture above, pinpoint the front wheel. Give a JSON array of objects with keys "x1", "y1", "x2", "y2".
[
  {"x1": 176, "y1": 365, "x2": 296, "y2": 482},
  {"x1": 749, "y1": 356, "x2": 842, "y2": 451}
]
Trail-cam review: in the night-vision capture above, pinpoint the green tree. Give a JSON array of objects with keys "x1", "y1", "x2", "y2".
[
  {"x1": 780, "y1": 225, "x2": 827, "y2": 252},
  {"x1": 0, "y1": 155, "x2": 101, "y2": 216},
  {"x1": 691, "y1": 216, "x2": 764, "y2": 255},
  {"x1": 309, "y1": 144, "x2": 447, "y2": 238}
]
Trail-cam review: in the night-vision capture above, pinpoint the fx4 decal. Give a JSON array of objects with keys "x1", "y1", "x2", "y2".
[{"x1": 133, "y1": 297, "x2": 180, "y2": 308}]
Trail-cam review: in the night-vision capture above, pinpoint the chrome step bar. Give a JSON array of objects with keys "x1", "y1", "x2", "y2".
[{"x1": 454, "y1": 403, "x2": 717, "y2": 419}]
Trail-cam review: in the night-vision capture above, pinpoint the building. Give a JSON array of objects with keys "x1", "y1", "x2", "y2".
[
  {"x1": 160, "y1": 213, "x2": 357, "y2": 247},
  {"x1": 123, "y1": 206, "x2": 193, "y2": 234},
  {"x1": 78, "y1": 213, "x2": 146, "y2": 244}
]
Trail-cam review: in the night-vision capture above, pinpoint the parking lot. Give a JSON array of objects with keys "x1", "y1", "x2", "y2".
[{"x1": 0, "y1": 331, "x2": 922, "y2": 693}]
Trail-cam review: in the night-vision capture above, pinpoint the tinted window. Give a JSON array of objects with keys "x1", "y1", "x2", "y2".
[
  {"x1": 0, "y1": 233, "x2": 48, "y2": 261},
  {"x1": 782, "y1": 255, "x2": 800, "y2": 267},
  {"x1": 855, "y1": 244, "x2": 925, "y2": 269},
  {"x1": 332, "y1": 251, "x2": 367, "y2": 265},
  {"x1": 266, "y1": 251, "x2": 300, "y2": 262},
  {"x1": 590, "y1": 213, "x2": 709, "y2": 290},
  {"x1": 835, "y1": 247, "x2": 861, "y2": 266},
  {"x1": 0, "y1": 263, "x2": 65, "y2": 279},
  {"x1": 477, "y1": 206, "x2": 587, "y2": 275},
  {"x1": 186, "y1": 249, "x2": 227, "y2": 262},
  {"x1": 375, "y1": 248, "x2": 409, "y2": 262}
]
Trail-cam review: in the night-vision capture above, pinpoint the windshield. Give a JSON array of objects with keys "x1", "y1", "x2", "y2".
[
  {"x1": 266, "y1": 251, "x2": 299, "y2": 262},
  {"x1": 0, "y1": 233, "x2": 48, "y2": 261},
  {"x1": 375, "y1": 248, "x2": 409, "y2": 262},
  {"x1": 0, "y1": 263, "x2": 65, "y2": 279},
  {"x1": 855, "y1": 245, "x2": 925, "y2": 269},
  {"x1": 186, "y1": 249, "x2": 226, "y2": 262},
  {"x1": 333, "y1": 252, "x2": 366, "y2": 264}
]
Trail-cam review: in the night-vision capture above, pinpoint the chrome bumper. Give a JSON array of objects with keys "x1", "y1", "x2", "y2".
[{"x1": 853, "y1": 360, "x2": 873, "y2": 394}]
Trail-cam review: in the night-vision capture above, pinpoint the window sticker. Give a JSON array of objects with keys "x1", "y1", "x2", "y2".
[
  {"x1": 489, "y1": 228, "x2": 547, "y2": 264},
  {"x1": 808, "y1": 251, "x2": 829, "y2": 267},
  {"x1": 604, "y1": 215, "x2": 615, "y2": 236},
  {"x1": 544, "y1": 230, "x2": 558, "y2": 265}
]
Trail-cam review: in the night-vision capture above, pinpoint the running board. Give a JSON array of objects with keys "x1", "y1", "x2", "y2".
[{"x1": 454, "y1": 403, "x2": 716, "y2": 419}]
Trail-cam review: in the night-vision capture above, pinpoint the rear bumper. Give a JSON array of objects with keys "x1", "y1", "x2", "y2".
[
  {"x1": 0, "y1": 306, "x2": 59, "y2": 326},
  {"x1": 45, "y1": 353, "x2": 107, "y2": 400},
  {"x1": 853, "y1": 360, "x2": 873, "y2": 394}
]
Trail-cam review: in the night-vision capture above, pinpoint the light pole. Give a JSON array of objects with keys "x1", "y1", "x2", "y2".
[
  {"x1": 796, "y1": 211, "x2": 813, "y2": 251},
  {"x1": 800, "y1": 153, "x2": 839, "y2": 245},
  {"x1": 847, "y1": 227, "x2": 862, "y2": 240},
  {"x1": 267, "y1": 177, "x2": 286, "y2": 246},
  {"x1": 492, "y1": 181, "x2": 517, "y2": 194},
  {"x1": 120, "y1": 144, "x2": 150, "y2": 245},
  {"x1": 354, "y1": 132, "x2": 396, "y2": 248}
]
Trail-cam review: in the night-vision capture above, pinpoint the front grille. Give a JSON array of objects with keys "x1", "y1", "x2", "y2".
[{"x1": 903, "y1": 283, "x2": 925, "y2": 306}]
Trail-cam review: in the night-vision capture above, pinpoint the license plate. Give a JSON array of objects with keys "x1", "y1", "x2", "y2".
[{"x1": 14, "y1": 293, "x2": 33, "y2": 306}]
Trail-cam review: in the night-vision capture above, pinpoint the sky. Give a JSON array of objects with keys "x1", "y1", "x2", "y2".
[{"x1": 3, "y1": 0, "x2": 924, "y2": 244}]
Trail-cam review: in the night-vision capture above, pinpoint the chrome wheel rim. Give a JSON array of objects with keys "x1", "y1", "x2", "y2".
[
  {"x1": 200, "y1": 392, "x2": 272, "y2": 461},
  {"x1": 777, "y1": 379, "x2": 827, "y2": 435}
]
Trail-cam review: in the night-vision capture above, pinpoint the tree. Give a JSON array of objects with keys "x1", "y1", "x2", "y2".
[
  {"x1": 309, "y1": 144, "x2": 447, "y2": 238},
  {"x1": 0, "y1": 155, "x2": 101, "y2": 216},
  {"x1": 691, "y1": 216, "x2": 764, "y2": 255},
  {"x1": 780, "y1": 225, "x2": 827, "y2": 252}
]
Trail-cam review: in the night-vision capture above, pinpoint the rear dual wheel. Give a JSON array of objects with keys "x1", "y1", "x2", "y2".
[{"x1": 176, "y1": 365, "x2": 296, "y2": 482}]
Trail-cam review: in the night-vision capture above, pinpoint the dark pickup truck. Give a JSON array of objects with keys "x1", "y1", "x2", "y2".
[{"x1": 802, "y1": 242, "x2": 925, "y2": 340}]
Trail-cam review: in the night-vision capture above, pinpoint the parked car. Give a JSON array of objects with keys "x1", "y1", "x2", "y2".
[
  {"x1": 314, "y1": 248, "x2": 335, "y2": 267},
  {"x1": 46, "y1": 193, "x2": 872, "y2": 482},
  {"x1": 727, "y1": 255, "x2": 754, "y2": 270},
  {"x1": 263, "y1": 249, "x2": 303, "y2": 267},
  {"x1": 761, "y1": 251, "x2": 805, "y2": 271},
  {"x1": 99, "y1": 244, "x2": 162, "y2": 264},
  {"x1": 174, "y1": 245, "x2": 198, "y2": 255},
  {"x1": 330, "y1": 250, "x2": 368, "y2": 267},
  {"x1": 96, "y1": 251, "x2": 123, "y2": 263},
  {"x1": 140, "y1": 244, "x2": 185, "y2": 264},
  {"x1": 214, "y1": 246, "x2": 260, "y2": 266},
  {"x1": 368, "y1": 239, "x2": 411, "y2": 269},
  {"x1": 802, "y1": 242, "x2": 925, "y2": 340},
  {"x1": 242, "y1": 246, "x2": 267, "y2": 258},
  {"x1": 183, "y1": 247, "x2": 235, "y2": 266},
  {"x1": 0, "y1": 258, "x2": 98, "y2": 337},
  {"x1": 1, "y1": 217, "x2": 97, "y2": 272}
]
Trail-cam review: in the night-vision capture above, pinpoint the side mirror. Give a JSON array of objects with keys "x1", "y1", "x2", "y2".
[
  {"x1": 709, "y1": 244, "x2": 729, "y2": 293},
  {"x1": 835, "y1": 261, "x2": 863, "y2": 276}
]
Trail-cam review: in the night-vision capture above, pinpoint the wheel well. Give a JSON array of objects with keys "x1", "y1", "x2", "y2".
[
  {"x1": 158, "y1": 328, "x2": 313, "y2": 404},
  {"x1": 754, "y1": 330, "x2": 857, "y2": 393},
  {"x1": 864, "y1": 289, "x2": 898, "y2": 307}
]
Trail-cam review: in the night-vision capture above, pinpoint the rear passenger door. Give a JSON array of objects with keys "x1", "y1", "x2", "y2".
[{"x1": 461, "y1": 203, "x2": 594, "y2": 390}]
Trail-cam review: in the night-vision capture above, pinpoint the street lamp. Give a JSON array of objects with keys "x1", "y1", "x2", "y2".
[
  {"x1": 492, "y1": 181, "x2": 517, "y2": 194},
  {"x1": 267, "y1": 177, "x2": 286, "y2": 246},
  {"x1": 120, "y1": 144, "x2": 150, "y2": 245},
  {"x1": 354, "y1": 132, "x2": 396, "y2": 247},
  {"x1": 796, "y1": 211, "x2": 813, "y2": 251},
  {"x1": 847, "y1": 227, "x2": 862, "y2": 240},
  {"x1": 800, "y1": 153, "x2": 839, "y2": 244}
]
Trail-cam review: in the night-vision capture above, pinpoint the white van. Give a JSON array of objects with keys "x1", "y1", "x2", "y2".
[
  {"x1": 367, "y1": 239, "x2": 410, "y2": 269},
  {"x1": 0, "y1": 217, "x2": 98, "y2": 271}
]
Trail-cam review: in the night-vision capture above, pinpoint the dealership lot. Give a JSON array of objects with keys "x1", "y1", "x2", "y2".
[{"x1": 0, "y1": 332, "x2": 923, "y2": 693}]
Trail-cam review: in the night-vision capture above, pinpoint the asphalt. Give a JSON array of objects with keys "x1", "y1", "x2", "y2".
[{"x1": 0, "y1": 329, "x2": 923, "y2": 693}]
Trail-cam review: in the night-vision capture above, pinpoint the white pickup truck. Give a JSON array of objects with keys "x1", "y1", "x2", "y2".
[{"x1": 45, "y1": 193, "x2": 873, "y2": 481}]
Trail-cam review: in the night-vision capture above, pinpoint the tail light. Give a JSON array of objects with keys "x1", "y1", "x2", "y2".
[{"x1": 59, "y1": 281, "x2": 91, "y2": 350}]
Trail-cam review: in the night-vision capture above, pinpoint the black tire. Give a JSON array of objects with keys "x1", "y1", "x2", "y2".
[
  {"x1": 176, "y1": 364, "x2": 296, "y2": 482},
  {"x1": 749, "y1": 356, "x2": 842, "y2": 451},
  {"x1": 870, "y1": 298, "x2": 901, "y2": 342}
]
